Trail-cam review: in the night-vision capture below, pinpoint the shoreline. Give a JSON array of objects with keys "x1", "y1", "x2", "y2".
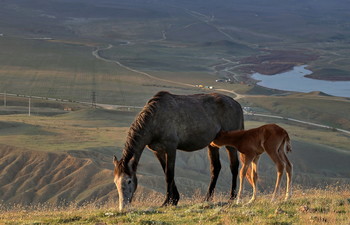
[{"x1": 251, "y1": 65, "x2": 350, "y2": 98}]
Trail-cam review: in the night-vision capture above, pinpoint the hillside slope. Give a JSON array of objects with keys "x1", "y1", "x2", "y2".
[
  {"x1": 0, "y1": 117, "x2": 349, "y2": 207},
  {"x1": 0, "y1": 145, "x2": 116, "y2": 206}
]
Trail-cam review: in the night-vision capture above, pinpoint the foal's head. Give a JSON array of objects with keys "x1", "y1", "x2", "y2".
[
  {"x1": 113, "y1": 155, "x2": 138, "y2": 211},
  {"x1": 211, "y1": 130, "x2": 230, "y2": 147}
]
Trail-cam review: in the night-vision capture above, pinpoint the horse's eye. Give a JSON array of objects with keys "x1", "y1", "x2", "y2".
[{"x1": 127, "y1": 179, "x2": 132, "y2": 185}]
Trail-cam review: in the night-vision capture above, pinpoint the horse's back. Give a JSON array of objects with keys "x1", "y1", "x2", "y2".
[
  {"x1": 148, "y1": 92, "x2": 243, "y2": 151},
  {"x1": 156, "y1": 91, "x2": 243, "y2": 130}
]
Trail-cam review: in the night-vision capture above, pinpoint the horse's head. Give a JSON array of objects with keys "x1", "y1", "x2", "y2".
[{"x1": 113, "y1": 155, "x2": 138, "y2": 211}]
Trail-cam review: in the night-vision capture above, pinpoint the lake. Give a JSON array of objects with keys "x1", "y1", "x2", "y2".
[{"x1": 251, "y1": 65, "x2": 350, "y2": 98}]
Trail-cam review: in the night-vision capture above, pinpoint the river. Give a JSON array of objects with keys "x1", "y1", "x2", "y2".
[{"x1": 251, "y1": 65, "x2": 350, "y2": 98}]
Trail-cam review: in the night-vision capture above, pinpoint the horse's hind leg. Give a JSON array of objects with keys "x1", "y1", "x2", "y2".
[
  {"x1": 205, "y1": 145, "x2": 221, "y2": 201},
  {"x1": 226, "y1": 146, "x2": 239, "y2": 200}
]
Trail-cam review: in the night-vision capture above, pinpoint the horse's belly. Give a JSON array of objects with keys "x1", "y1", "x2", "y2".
[
  {"x1": 176, "y1": 126, "x2": 219, "y2": 151},
  {"x1": 177, "y1": 137, "x2": 213, "y2": 151},
  {"x1": 177, "y1": 143, "x2": 208, "y2": 151}
]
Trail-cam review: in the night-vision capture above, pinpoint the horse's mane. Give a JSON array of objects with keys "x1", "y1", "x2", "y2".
[{"x1": 121, "y1": 91, "x2": 168, "y2": 167}]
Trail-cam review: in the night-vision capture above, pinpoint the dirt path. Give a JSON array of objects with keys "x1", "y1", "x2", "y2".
[
  {"x1": 92, "y1": 45, "x2": 195, "y2": 88},
  {"x1": 92, "y1": 44, "x2": 247, "y2": 100}
]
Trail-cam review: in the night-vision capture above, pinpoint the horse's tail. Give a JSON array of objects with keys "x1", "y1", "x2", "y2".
[{"x1": 285, "y1": 133, "x2": 292, "y2": 153}]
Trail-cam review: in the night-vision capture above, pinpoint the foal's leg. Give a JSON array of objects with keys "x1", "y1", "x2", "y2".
[
  {"x1": 236, "y1": 153, "x2": 253, "y2": 204},
  {"x1": 205, "y1": 145, "x2": 221, "y2": 201},
  {"x1": 247, "y1": 155, "x2": 260, "y2": 204},
  {"x1": 266, "y1": 147, "x2": 285, "y2": 202},
  {"x1": 226, "y1": 146, "x2": 239, "y2": 200},
  {"x1": 279, "y1": 148, "x2": 293, "y2": 200}
]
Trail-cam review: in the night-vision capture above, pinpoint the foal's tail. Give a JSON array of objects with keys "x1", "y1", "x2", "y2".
[{"x1": 285, "y1": 133, "x2": 292, "y2": 153}]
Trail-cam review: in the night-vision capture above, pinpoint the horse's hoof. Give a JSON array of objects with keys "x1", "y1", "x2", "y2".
[
  {"x1": 161, "y1": 200, "x2": 170, "y2": 207},
  {"x1": 162, "y1": 199, "x2": 178, "y2": 207},
  {"x1": 203, "y1": 196, "x2": 211, "y2": 202}
]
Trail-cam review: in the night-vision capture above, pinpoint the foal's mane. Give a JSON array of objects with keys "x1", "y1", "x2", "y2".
[{"x1": 121, "y1": 91, "x2": 168, "y2": 167}]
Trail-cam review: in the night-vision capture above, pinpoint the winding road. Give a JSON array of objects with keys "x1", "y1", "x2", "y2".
[{"x1": 92, "y1": 45, "x2": 194, "y2": 88}]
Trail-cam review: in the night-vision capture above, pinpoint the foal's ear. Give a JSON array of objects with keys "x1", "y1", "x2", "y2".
[
  {"x1": 215, "y1": 130, "x2": 224, "y2": 139},
  {"x1": 113, "y1": 155, "x2": 118, "y2": 167}
]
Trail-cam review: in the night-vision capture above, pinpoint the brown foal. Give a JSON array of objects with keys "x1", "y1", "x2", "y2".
[{"x1": 211, "y1": 124, "x2": 293, "y2": 204}]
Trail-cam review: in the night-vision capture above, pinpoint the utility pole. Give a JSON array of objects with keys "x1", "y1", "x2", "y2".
[
  {"x1": 91, "y1": 91, "x2": 97, "y2": 108},
  {"x1": 28, "y1": 96, "x2": 31, "y2": 116},
  {"x1": 3, "y1": 91, "x2": 6, "y2": 107}
]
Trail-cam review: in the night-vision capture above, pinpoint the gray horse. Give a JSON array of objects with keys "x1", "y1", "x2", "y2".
[{"x1": 113, "y1": 91, "x2": 244, "y2": 210}]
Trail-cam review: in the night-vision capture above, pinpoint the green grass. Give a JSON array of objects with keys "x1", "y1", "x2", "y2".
[{"x1": 1, "y1": 187, "x2": 349, "y2": 224}]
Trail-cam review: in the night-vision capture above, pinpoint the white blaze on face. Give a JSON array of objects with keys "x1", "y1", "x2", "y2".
[{"x1": 115, "y1": 175, "x2": 135, "y2": 211}]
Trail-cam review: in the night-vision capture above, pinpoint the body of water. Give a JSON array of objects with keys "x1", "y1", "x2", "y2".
[{"x1": 251, "y1": 65, "x2": 350, "y2": 98}]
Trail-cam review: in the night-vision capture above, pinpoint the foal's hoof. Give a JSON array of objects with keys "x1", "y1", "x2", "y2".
[
  {"x1": 245, "y1": 198, "x2": 255, "y2": 205},
  {"x1": 284, "y1": 195, "x2": 291, "y2": 201}
]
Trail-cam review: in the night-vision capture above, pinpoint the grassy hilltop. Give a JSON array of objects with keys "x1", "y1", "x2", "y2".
[{"x1": 1, "y1": 188, "x2": 349, "y2": 224}]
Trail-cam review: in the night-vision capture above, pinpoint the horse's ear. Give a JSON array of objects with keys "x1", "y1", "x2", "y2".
[{"x1": 113, "y1": 155, "x2": 118, "y2": 167}]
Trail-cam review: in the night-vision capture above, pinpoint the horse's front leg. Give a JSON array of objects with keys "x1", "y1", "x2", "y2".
[
  {"x1": 204, "y1": 145, "x2": 221, "y2": 201},
  {"x1": 163, "y1": 149, "x2": 179, "y2": 206}
]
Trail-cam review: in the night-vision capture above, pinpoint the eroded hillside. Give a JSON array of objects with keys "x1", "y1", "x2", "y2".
[{"x1": 0, "y1": 108, "x2": 349, "y2": 207}]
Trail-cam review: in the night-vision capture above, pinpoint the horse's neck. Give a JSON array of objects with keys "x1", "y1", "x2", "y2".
[{"x1": 122, "y1": 130, "x2": 152, "y2": 171}]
